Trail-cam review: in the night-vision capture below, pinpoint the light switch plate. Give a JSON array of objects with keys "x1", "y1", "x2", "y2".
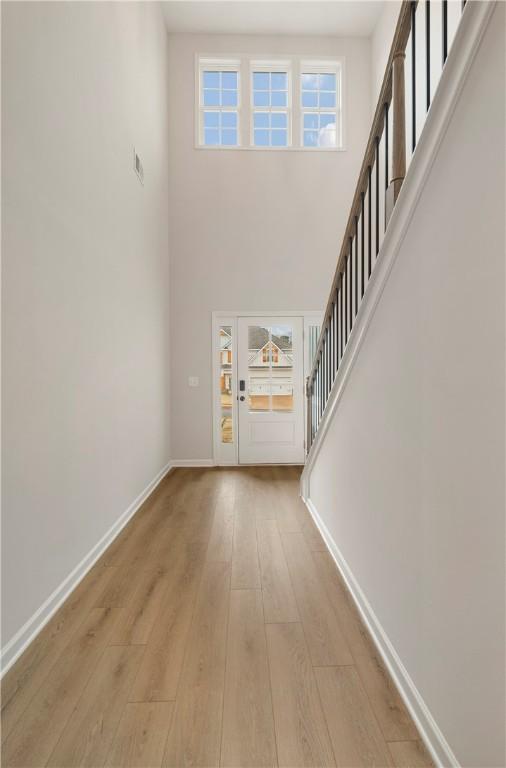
[{"x1": 189, "y1": 376, "x2": 199, "y2": 387}]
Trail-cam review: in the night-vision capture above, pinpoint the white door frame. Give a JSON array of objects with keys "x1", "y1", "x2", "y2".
[{"x1": 212, "y1": 310, "x2": 322, "y2": 466}]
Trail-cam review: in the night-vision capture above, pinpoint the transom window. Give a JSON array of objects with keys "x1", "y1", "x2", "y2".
[
  {"x1": 301, "y1": 69, "x2": 339, "y2": 148},
  {"x1": 252, "y1": 66, "x2": 290, "y2": 148},
  {"x1": 199, "y1": 60, "x2": 240, "y2": 147},
  {"x1": 252, "y1": 71, "x2": 288, "y2": 108},
  {"x1": 197, "y1": 56, "x2": 342, "y2": 150}
]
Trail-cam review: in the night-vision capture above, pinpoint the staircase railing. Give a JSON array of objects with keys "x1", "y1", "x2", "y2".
[{"x1": 306, "y1": 0, "x2": 468, "y2": 453}]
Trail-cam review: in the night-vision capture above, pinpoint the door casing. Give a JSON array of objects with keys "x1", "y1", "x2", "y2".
[{"x1": 212, "y1": 310, "x2": 322, "y2": 466}]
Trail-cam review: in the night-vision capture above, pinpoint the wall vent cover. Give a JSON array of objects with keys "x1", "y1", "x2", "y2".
[{"x1": 133, "y1": 148, "x2": 144, "y2": 185}]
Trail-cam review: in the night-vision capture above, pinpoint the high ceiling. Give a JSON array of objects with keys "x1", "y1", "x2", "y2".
[{"x1": 161, "y1": 1, "x2": 385, "y2": 38}]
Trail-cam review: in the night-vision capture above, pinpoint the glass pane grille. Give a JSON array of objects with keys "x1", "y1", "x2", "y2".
[
  {"x1": 204, "y1": 110, "x2": 238, "y2": 146},
  {"x1": 219, "y1": 325, "x2": 233, "y2": 443},
  {"x1": 252, "y1": 70, "x2": 289, "y2": 147},
  {"x1": 247, "y1": 325, "x2": 294, "y2": 412},
  {"x1": 301, "y1": 71, "x2": 338, "y2": 148},
  {"x1": 202, "y1": 69, "x2": 239, "y2": 146}
]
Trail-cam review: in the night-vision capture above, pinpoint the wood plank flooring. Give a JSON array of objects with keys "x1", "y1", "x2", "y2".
[{"x1": 1, "y1": 467, "x2": 432, "y2": 768}]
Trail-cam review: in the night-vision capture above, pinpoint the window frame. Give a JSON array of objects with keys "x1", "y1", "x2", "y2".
[
  {"x1": 250, "y1": 59, "x2": 292, "y2": 150},
  {"x1": 196, "y1": 55, "x2": 345, "y2": 152},
  {"x1": 300, "y1": 60, "x2": 343, "y2": 151},
  {"x1": 197, "y1": 57, "x2": 242, "y2": 149}
]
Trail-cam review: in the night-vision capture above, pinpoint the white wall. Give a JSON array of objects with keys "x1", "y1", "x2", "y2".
[
  {"x1": 307, "y1": 5, "x2": 505, "y2": 766},
  {"x1": 1, "y1": 2, "x2": 171, "y2": 649},
  {"x1": 167, "y1": 33, "x2": 371, "y2": 461},
  {"x1": 370, "y1": 0, "x2": 401, "y2": 113}
]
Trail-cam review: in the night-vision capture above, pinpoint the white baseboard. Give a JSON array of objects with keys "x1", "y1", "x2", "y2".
[
  {"x1": 0, "y1": 460, "x2": 173, "y2": 677},
  {"x1": 171, "y1": 459, "x2": 215, "y2": 468},
  {"x1": 302, "y1": 495, "x2": 459, "y2": 768}
]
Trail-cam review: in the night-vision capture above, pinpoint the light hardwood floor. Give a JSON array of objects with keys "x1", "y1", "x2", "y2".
[{"x1": 1, "y1": 467, "x2": 433, "y2": 768}]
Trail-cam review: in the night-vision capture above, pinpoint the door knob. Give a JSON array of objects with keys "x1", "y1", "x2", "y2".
[{"x1": 239, "y1": 395, "x2": 245, "y2": 401}]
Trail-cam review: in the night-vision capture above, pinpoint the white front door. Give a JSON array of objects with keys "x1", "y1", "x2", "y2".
[{"x1": 237, "y1": 316, "x2": 305, "y2": 464}]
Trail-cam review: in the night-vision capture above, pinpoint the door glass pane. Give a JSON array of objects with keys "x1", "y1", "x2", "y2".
[
  {"x1": 248, "y1": 325, "x2": 271, "y2": 411},
  {"x1": 271, "y1": 325, "x2": 293, "y2": 412},
  {"x1": 247, "y1": 324, "x2": 293, "y2": 413},
  {"x1": 219, "y1": 325, "x2": 233, "y2": 442}
]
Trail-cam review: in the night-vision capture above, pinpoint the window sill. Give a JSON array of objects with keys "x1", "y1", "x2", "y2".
[{"x1": 194, "y1": 144, "x2": 346, "y2": 153}]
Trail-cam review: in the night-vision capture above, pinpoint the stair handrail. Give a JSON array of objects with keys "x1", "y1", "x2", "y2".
[{"x1": 306, "y1": 0, "x2": 467, "y2": 452}]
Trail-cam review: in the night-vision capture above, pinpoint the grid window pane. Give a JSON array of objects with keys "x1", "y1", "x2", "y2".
[
  {"x1": 271, "y1": 112, "x2": 287, "y2": 129},
  {"x1": 201, "y1": 69, "x2": 239, "y2": 147},
  {"x1": 254, "y1": 112, "x2": 269, "y2": 129},
  {"x1": 202, "y1": 70, "x2": 239, "y2": 107},
  {"x1": 253, "y1": 111, "x2": 289, "y2": 147},
  {"x1": 302, "y1": 113, "x2": 337, "y2": 148},
  {"x1": 203, "y1": 110, "x2": 239, "y2": 146},
  {"x1": 204, "y1": 89, "x2": 220, "y2": 106},
  {"x1": 247, "y1": 325, "x2": 293, "y2": 413},
  {"x1": 252, "y1": 71, "x2": 289, "y2": 106},
  {"x1": 252, "y1": 69, "x2": 290, "y2": 148},
  {"x1": 318, "y1": 120, "x2": 336, "y2": 147},
  {"x1": 221, "y1": 112, "x2": 237, "y2": 128},
  {"x1": 204, "y1": 71, "x2": 220, "y2": 88},
  {"x1": 222, "y1": 71, "x2": 237, "y2": 89},
  {"x1": 302, "y1": 91, "x2": 318, "y2": 108},
  {"x1": 319, "y1": 91, "x2": 336, "y2": 108},
  {"x1": 301, "y1": 69, "x2": 339, "y2": 148},
  {"x1": 271, "y1": 72, "x2": 287, "y2": 90},
  {"x1": 320, "y1": 113, "x2": 335, "y2": 129},
  {"x1": 200, "y1": 61, "x2": 340, "y2": 150},
  {"x1": 304, "y1": 130, "x2": 318, "y2": 147},
  {"x1": 254, "y1": 91, "x2": 269, "y2": 107},
  {"x1": 304, "y1": 113, "x2": 318, "y2": 129},
  {"x1": 254, "y1": 129, "x2": 269, "y2": 146},
  {"x1": 302, "y1": 73, "x2": 318, "y2": 90},
  {"x1": 271, "y1": 91, "x2": 287, "y2": 107},
  {"x1": 271, "y1": 129, "x2": 287, "y2": 147},
  {"x1": 320, "y1": 73, "x2": 336, "y2": 90},
  {"x1": 219, "y1": 326, "x2": 233, "y2": 444},
  {"x1": 222, "y1": 129, "x2": 237, "y2": 145},
  {"x1": 205, "y1": 128, "x2": 220, "y2": 145},
  {"x1": 222, "y1": 89, "x2": 238, "y2": 107},
  {"x1": 253, "y1": 72, "x2": 269, "y2": 90},
  {"x1": 204, "y1": 111, "x2": 220, "y2": 128}
]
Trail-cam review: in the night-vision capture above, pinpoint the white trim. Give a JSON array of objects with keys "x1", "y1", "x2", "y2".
[
  {"x1": 212, "y1": 315, "x2": 239, "y2": 465},
  {"x1": 212, "y1": 311, "x2": 321, "y2": 466},
  {"x1": 300, "y1": 3, "x2": 495, "y2": 764},
  {"x1": 195, "y1": 144, "x2": 344, "y2": 154},
  {"x1": 195, "y1": 54, "x2": 346, "y2": 151},
  {"x1": 171, "y1": 459, "x2": 215, "y2": 468},
  {"x1": 213, "y1": 310, "x2": 321, "y2": 318},
  {"x1": 303, "y1": 314, "x2": 323, "y2": 454},
  {"x1": 302, "y1": 0, "x2": 495, "y2": 497},
  {"x1": 237, "y1": 315, "x2": 305, "y2": 465},
  {"x1": 250, "y1": 60, "x2": 292, "y2": 149},
  {"x1": 0, "y1": 461, "x2": 173, "y2": 677},
  {"x1": 301, "y1": 495, "x2": 459, "y2": 768},
  {"x1": 197, "y1": 56, "x2": 242, "y2": 148},
  {"x1": 299, "y1": 59, "x2": 343, "y2": 150}
]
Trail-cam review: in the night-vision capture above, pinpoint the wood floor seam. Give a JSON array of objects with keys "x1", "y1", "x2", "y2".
[
  {"x1": 2, "y1": 467, "x2": 428, "y2": 768},
  {"x1": 218, "y1": 574, "x2": 233, "y2": 768},
  {"x1": 259, "y1": 582, "x2": 280, "y2": 768},
  {"x1": 44, "y1": 639, "x2": 118, "y2": 767}
]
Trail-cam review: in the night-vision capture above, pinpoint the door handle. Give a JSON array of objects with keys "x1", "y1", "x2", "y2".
[{"x1": 239, "y1": 395, "x2": 245, "y2": 401}]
